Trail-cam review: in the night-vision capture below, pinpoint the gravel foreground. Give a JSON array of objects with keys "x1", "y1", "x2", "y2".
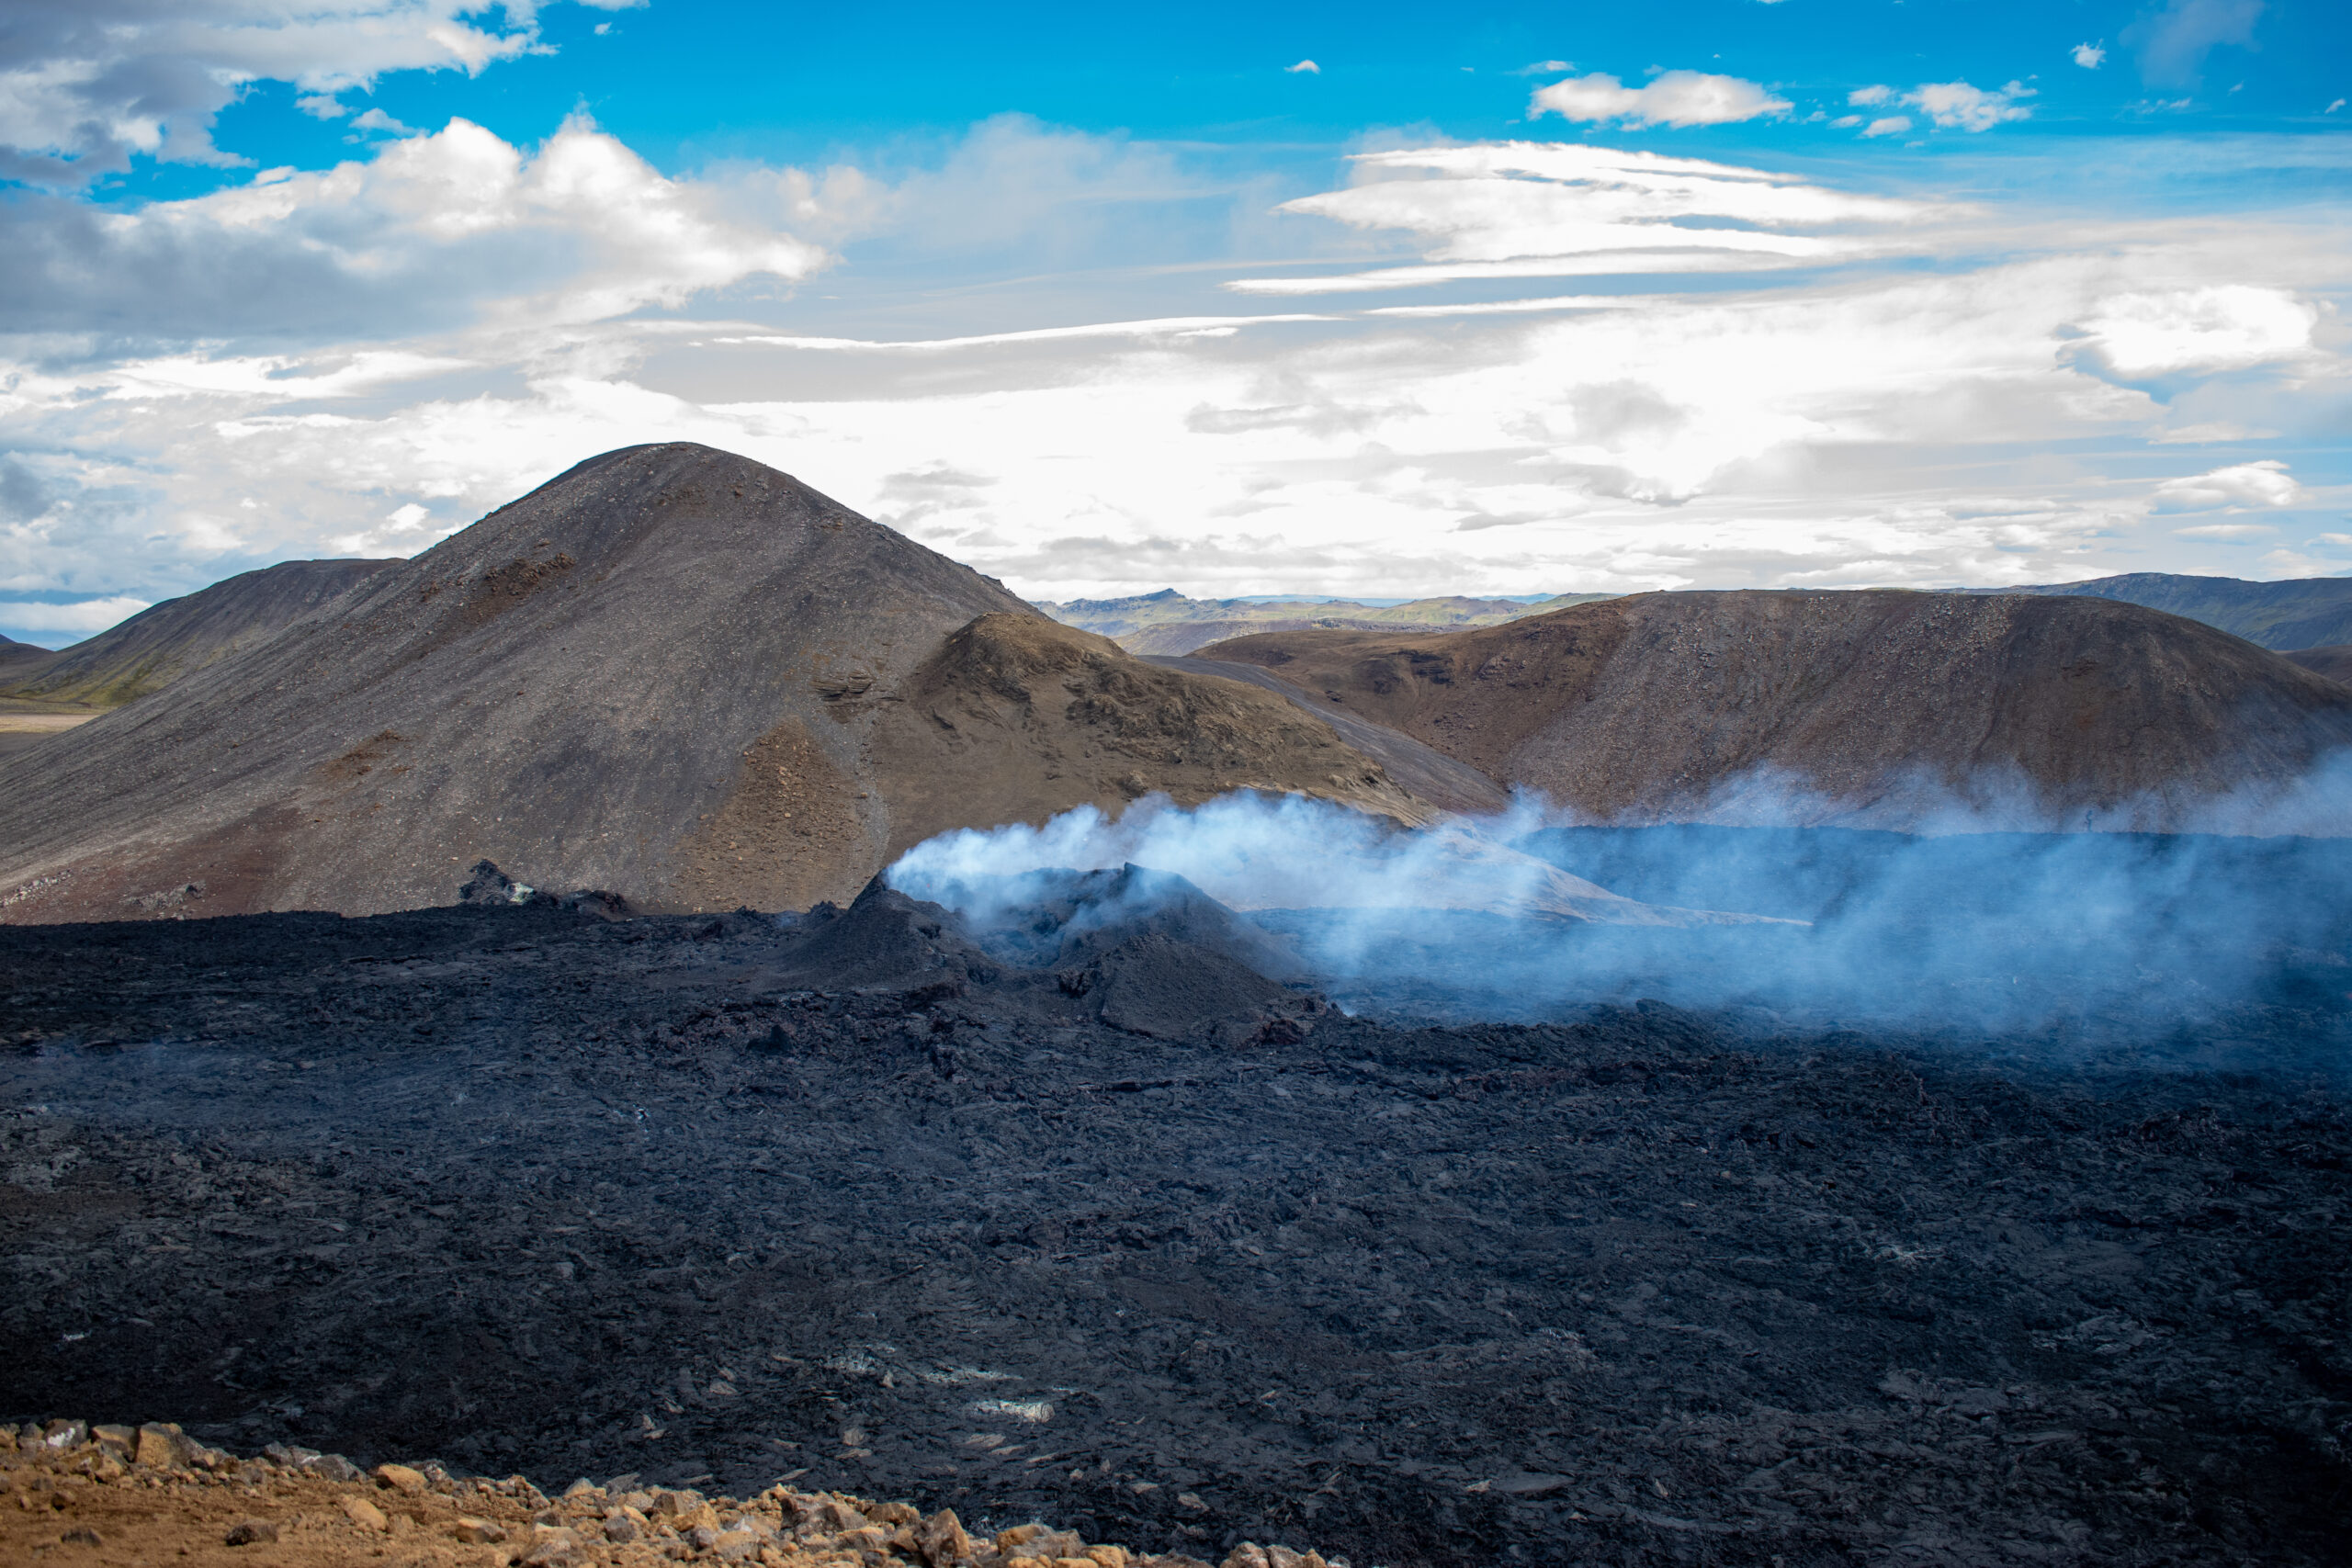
[
  {"x1": 2, "y1": 1416, "x2": 1271, "y2": 1568},
  {"x1": 2, "y1": 892, "x2": 2347, "y2": 1566}
]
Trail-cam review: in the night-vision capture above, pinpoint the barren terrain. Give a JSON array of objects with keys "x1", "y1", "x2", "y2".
[
  {"x1": 4, "y1": 878, "x2": 2345, "y2": 1567},
  {"x1": 0, "y1": 446, "x2": 1415, "y2": 924},
  {"x1": 1197, "y1": 591, "x2": 2352, "y2": 829}
]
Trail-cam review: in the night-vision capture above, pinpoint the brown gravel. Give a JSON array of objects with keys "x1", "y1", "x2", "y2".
[{"x1": 2, "y1": 1421, "x2": 1339, "y2": 1568}]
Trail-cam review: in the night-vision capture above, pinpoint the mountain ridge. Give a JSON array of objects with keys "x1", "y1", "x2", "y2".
[
  {"x1": 1983, "y1": 571, "x2": 2352, "y2": 651},
  {"x1": 0, "y1": 444, "x2": 1423, "y2": 923},
  {"x1": 1195, "y1": 589, "x2": 2352, "y2": 829}
]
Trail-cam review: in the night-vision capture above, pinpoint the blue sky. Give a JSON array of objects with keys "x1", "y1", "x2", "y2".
[{"x1": 2, "y1": 0, "x2": 2346, "y2": 644}]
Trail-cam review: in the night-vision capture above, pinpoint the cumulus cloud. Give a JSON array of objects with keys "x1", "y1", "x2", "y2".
[
  {"x1": 2152, "y1": 461, "x2": 2302, "y2": 512},
  {"x1": 0, "y1": 0, "x2": 639, "y2": 185},
  {"x1": 348, "y1": 107, "x2": 416, "y2": 136},
  {"x1": 2073, "y1": 42, "x2": 2108, "y2": 69},
  {"x1": 2069, "y1": 284, "x2": 2316, "y2": 378},
  {"x1": 2125, "y1": 0, "x2": 2266, "y2": 87},
  {"x1": 1285, "y1": 60, "x2": 1320, "y2": 74},
  {"x1": 0, "y1": 116, "x2": 831, "y2": 340},
  {"x1": 1530, "y1": 71, "x2": 1791, "y2": 129},
  {"x1": 1906, "y1": 81, "x2": 2035, "y2": 131},
  {"x1": 1838, "y1": 81, "x2": 2030, "y2": 136}
]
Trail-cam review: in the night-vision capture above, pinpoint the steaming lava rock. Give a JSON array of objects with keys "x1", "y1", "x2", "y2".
[
  {"x1": 0, "y1": 446, "x2": 1415, "y2": 923},
  {"x1": 3, "y1": 873, "x2": 2345, "y2": 1567},
  {"x1": 1194, "y1": 591, "x2": 2352, "y2": 828}
]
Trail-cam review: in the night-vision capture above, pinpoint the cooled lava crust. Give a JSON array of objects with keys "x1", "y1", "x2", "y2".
[{"x1": 1, "y1": 900, "x2": 2346, "y2": 1567}]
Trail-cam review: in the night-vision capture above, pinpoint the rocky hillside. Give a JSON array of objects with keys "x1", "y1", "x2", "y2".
[
  {"x1": 0, "y1": 445, "x2": 1421, "y2": 923},
  {"x1": 1193, "y1": 590, "x2": 2352, "y2": 829},
  {"x1": 0, "y1": 558, "x2": 396, "y2": 708}
]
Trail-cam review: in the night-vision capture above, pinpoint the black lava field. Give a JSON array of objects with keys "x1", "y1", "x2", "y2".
[{"x1": 2, "y1": 839, "x2": 2348, "y2": 1568}]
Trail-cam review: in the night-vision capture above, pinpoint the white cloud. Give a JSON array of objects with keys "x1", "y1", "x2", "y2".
[
  {"x1": 2125, "y1": 0, "x2": 2266, "y2": 87},
  {"x1": 0, "y1": 595, "x2": 151, "y2": 635},
  {"x1": 1228, "y1": 142, "x2": 1937, "y2": 294},
  {"x1": 2170, "y1": 522, "x2": 2276, "y2": 536},
  {"x1": 1838, "y1": 81, "x2": 2031, "y2": 137},
  {"x1": 2152, "y1": 461, "x2": 2303, "y2": 512},
  {"x1": 718, "y1": 315, "x2": 1330, "y2": 352},
  {"x1": 2073, "y1": 43, "x2": 2108, "y2": 69},
  {"x1": 2070, "y1": 284, "x2": 2316, "y2": 378},
  {"x1": 1530, "y1": 71, "x2": 1792, "y2": 129},
  {"x1": 2328, "y1": 99, "x2": 2346, "y2": 114},
  {"x1": 1285, "y1": 60, "x2": 1320, "y2": 74},
  {"x1": 0, "y1": 0, "x2": 639, "y2": 185},
  {"x1": 1, "y1": 116, "x2": 831, "y2": 338},
  {"x1": 1515, "y1": 61, "x2": 1575, "y2": 75},
  {"x1": 1906, "y1": 81, "x2": 2035, "y2": 131},
  {"x1": 1, "y1": 120, "x2": 2346, "y2": 610},
  {"x1": 348, "y1": 108, "x2": 415, "y2": 136},
  {"x1": 297, "y1": 94, "x2": 350, "y2": 119}
]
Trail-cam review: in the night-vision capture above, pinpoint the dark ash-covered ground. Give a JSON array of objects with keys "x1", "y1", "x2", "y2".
[{"x1": 2, "y1": 879, "x2": 2347, "y2": 1568}]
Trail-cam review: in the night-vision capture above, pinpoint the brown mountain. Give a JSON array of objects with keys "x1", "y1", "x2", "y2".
[
  {"x1": 1, "y1": 558, "x2": 398, "y2": 708},
  {"x1": 1194, "y1": 590, "x2": 2352, "y2": 828},
  {"x1": 2284, "y1": 645, "x2": 2352, "y2": 687},
  {"x1": 0, "y1": 444, "x2": 1425, "y2": 923}
]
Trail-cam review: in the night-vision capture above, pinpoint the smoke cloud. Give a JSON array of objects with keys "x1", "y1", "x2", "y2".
[{"x1": 887, "y1": 784, "x2": 2352, "y2": 1074}]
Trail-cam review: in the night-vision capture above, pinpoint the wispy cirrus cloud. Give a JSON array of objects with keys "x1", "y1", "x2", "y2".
[
  {"x1": 2125, "y1": 0, "x2": 2267, "y2": 87},
  {"x1": 1226, "y1": 142, "x2": 1939, "y2": 295}
]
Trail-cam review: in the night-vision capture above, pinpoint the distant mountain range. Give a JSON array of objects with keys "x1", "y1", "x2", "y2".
[
  {"x1": 1991, "y1": 573, "x2": 2352, "y2": 652},
  {"x1": 1060, "y1": 574, "x2": 2352, "y2": 661},
  {"x1": 1041, "y1": 588, "x2": 1616, "y2": 656}
]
